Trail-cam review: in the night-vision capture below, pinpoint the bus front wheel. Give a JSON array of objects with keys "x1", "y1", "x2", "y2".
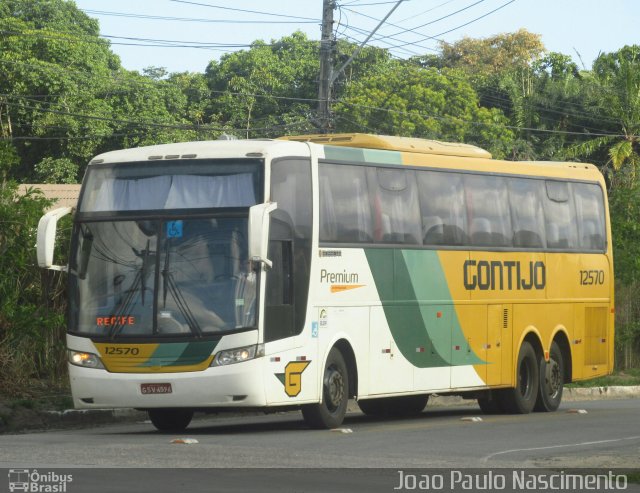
[
  {"x1": 534, "y1": 341, "x2": 564, "y2": 412},
  {"x1": 301, "y1": 348, "x2": 349, "y2": 429},
  {"x1": 148, "y1": 408, "x2": 194, "y2": 431},
  {"x1": 499, "y1": 341, "x2": 539, "y2": 414}
]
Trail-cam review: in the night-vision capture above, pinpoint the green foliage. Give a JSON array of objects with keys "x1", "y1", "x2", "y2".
[
  {"x1": 334, "y1": 61, "x2": 515, "y2": 157},
  {"x1": 205, "y1": 32, "x2": 320, "y2": 137},
  {"x1": 0, "y1": 182, "x2": 68, "y2": 393},
  {"x1": 34, "y1": 157, "x2": 78, "y2": 184},
  {"x1": 609, "y1": 185, "x2": 640, "y2": 283},
  {"x1": 566, "y1": 46, "x2": 640, "y2": 187}
]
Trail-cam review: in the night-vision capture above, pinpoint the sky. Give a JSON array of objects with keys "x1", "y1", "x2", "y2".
[{"x1": 72, "y1": 0, "x2": 640, "y2": 74}]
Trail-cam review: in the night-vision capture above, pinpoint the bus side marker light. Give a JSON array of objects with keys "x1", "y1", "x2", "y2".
[
  {"x1": 544, "y1": 351, "x2": 550, "y2": 361},
  {"x1": 437, "y1": 311, "x2": 443, "y2": 318},
  {"x1": 270, "y1": 357, "x2": 281, "y2": 363},
  {"x1": 454, "y1": 345, "x2": 461, "y2": 351},
  {"x1": 416, "y1": 347, "x2": 425, "y2": 353},
  {"x1": 296, "y1": 356, "x2": 307, "y2": 361}
]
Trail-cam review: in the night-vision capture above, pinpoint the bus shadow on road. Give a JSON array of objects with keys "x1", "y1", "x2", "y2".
[{"x1": 121, "y1": 405, "x2": 486, "y2": 436}]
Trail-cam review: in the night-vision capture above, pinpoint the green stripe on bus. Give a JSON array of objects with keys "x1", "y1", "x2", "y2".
[
  {"x1": 365, "y1": 249, "x2": 484, "y2": 367},
  {"x1": 137, "y1": 340, "x2": 218, "y2": 367},
  {"x1": 324, "y1": 146, "x2": 403, "y2": 165}
]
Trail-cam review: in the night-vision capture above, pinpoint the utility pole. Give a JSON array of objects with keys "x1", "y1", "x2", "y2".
[{"x1": 317, "y1": 0, "x2": 335, "y2": 133}]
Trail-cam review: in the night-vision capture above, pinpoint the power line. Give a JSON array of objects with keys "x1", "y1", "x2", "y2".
[
  {"x1": 167, "y1": 0, "x2": 319, "y2": 22},
  {"x1": 82, "y1": 9, "x2": 317, "y2": 24},
  {"x1": 349, "y1": 0, "x2": 489, "y2": 45},
  {"x1": 392, "y1": 0, "x2": 518, "y2": 49}
]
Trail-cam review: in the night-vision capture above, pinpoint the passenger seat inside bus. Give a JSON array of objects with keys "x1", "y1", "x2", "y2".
[{"x1": 422, "y1": 216, "x2": 445, "y2": 245}]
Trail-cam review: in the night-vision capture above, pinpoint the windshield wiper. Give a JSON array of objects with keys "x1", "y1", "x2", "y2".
[
  {"x1": 160, "y1": 238, "x2": 203, "y2": 337},
  {"x1": 109, "y1": 240, "x2": 152, "y2": 339}
]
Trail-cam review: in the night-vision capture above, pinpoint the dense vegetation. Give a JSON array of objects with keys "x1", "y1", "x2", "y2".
[{"x1": 1, "y1": 0, "x2": 639, "y2": 393}]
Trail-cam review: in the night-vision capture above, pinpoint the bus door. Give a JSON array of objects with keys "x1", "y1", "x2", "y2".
[{"x1": 485, "y1": 304, "x2": 513, "y2": 386}]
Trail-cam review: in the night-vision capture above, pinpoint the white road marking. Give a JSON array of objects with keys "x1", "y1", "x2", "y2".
[{"x1": 483, "y1": 435, "x2": 640, "y2": 463}]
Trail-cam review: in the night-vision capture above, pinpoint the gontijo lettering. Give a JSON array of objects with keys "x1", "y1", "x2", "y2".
[{"x1": 464, "y1": 260, "x2": 546, "y2": 291}]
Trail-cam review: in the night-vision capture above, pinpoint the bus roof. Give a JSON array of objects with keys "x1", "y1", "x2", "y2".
[
  {"x1": 279, "y1": 133, "x2": 493, "y2": 159},
  {"x1": 88, "y1": 139, "x2": 309, "y2": 165}
]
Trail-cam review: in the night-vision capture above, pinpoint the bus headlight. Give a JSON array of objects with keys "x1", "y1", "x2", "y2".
[
  {"x1": 68, "y1": 350, "x2": 105, "y2": 369},
  {"x1": 211, "y1": 344, "x2": 264, "y2": 367}
]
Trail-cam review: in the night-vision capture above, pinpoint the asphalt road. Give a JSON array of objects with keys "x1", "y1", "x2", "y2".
[{"x1": 0, "y1": 399, "x2": 638, "y2": 493}]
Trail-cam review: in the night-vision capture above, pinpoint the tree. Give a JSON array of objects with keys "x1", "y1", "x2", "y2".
[
  {"x1": 434, "y1": 29, "x2": 545, "y2": 80},
  {"x1": 0, "y1": 0, "x2": 122, "y2": 179},
  {"x1": 334, "y1": 60, "x2": 515, "y2": 158},
  {"x1": 205, "y1": 32, "x2": 320, "y2": 137},
  {"x1": 565, "y1": 46, "x2": 640, "y2": 188}
]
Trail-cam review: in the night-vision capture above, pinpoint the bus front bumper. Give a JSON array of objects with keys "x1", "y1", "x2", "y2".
[{"x1": 68, "y1": 358, "x2": 267, "y2": 409}]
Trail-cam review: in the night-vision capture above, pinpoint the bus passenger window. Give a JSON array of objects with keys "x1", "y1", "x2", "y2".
[
  {"x1": 508, "y1": 178, "x2": 546, "y2": 249},
  {"x1": 369, "y1": 168, "x2": 421, "y2": 244},
  {"x1": 319, "y1": 164, "x2": 372, "y2": 243},
  {"x1": 417, "y1": 170, "x2": 467, "y2": 247},
  {"x1": 464, "y1": 174, "x2": 511, "y2": 247},
  {"x1": 544, "y1": 181, "x2": 578, "y2": 249},
  {"x1": 573, "y1": 183, "x2": 606, "y2": 251}
]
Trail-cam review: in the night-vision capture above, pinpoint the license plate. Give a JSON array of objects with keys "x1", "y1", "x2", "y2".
[{"x1": 141, "y1": 383, "x2": 172, "y2": 395}]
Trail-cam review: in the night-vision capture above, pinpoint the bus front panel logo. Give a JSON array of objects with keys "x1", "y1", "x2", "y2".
[{"x1": 275, "y1": 361, "x2": 311, "y2": 397}]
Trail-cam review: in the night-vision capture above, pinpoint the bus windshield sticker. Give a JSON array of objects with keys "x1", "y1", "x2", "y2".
[{"x1": 166, "y1": 220, "x2": 183, "y2": 239}]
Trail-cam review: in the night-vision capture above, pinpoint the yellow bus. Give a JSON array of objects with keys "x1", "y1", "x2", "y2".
[{"x1": 37, "y1": 133, "x2": 614, "y2": 430}]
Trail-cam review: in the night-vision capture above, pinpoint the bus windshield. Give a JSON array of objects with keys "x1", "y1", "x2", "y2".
[
  {"x1": 69, "y1": 217, "x2": 256, "y2": 337},
  {"x1": 69, "y1": 159, "x2": 264, "y2": 338}
]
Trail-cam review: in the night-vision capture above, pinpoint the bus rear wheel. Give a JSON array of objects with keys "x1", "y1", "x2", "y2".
[
  {"x1": 148, "y1": 408, "x2": 194, "y2": 431},
  {"x1": 358, "y1": 395, "x2": 429, "y2": 417},
  {"x1": 301, "y1": 348, "x2": 349, "y2": 429},
  {"x1": 534, "y1": 341, "x2": 564, "y2": 412},
  {"x1": 499, "y1": 341, "x2": 539, "y2": 414}
]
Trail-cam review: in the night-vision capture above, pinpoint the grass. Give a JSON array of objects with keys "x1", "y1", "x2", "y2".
[{"x1": 566, "y1": 368, "x2": 640, "y2": 388}]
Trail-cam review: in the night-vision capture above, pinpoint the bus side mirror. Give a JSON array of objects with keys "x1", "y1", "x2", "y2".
[
  {"x1": 248, "y1": 202, "x2": 277, "y2": 270},
  {"x1": 37, "y1": 206, "x2": 73, "y2": 271}
]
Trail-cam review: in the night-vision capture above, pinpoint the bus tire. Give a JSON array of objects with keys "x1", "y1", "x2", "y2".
[
  {"x1": 534, "y1": 341, "x2": 564, "y2": 412},
  {"x1": 301, "y1": 348, "x2": 349, "y2": 429},
  {"x1": 148, "y1": 408, "x2": 194, "y2": 431},
  {"x1": 358, "y1": 395, "x2": 429, "y2": 417},
  {"x1": 499, "y1": 341, "x2": 539, "y2": 414}
]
